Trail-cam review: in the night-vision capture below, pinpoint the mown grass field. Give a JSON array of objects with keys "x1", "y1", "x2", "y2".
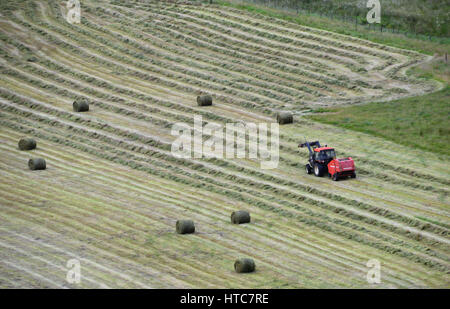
[{"x1": 0, "y1": 0, "x2": 449, "y2": 288}]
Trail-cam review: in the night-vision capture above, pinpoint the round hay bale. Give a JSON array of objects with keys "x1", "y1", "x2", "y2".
[
  {"x1": 28, "y1": 158, "x2": 46, "y2": 170},
  {"x1": 234, "y1": 258, "x2": 255, "y2": 273},
  {"x1": 18, "y1": 138, "x2": 36, "y2": 151},
  {"x1": 276, "y1": 111, "x2": 293, "y2": 125},
  {"x1": 73, "y1": 100, "x2": 89, "y2": 112},
  {"x1": 231, "y1": 210, "x2": 251, "y2": 224},
  {"x1": 26, "y1": 56, "x2": 38, "y2": 62},
  {"x1": 197, "y1": 95, "x2": 213, "y2": 106},
  {"x1": 176, "y1": 220, "x2": 195, "y2": 234}
]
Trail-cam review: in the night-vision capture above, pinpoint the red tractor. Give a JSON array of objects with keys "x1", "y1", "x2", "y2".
[{"x1": 299, "y1": 141, "x2": 356, "y2": 181}]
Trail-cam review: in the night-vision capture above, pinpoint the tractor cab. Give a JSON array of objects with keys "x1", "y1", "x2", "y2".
[{"x1": 313, "y1": 147, "x2": 336, "y2": 164}]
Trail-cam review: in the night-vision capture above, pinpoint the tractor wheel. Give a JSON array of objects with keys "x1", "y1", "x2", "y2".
[
  {"x1": 314, "y1": 164, "x2": 325, "y2": 177},
  {"x1": 305, "y1": 164, "x2": 312, "y2": 175},
  {"x1": 351, "y1": 172, "x2": 356, "y2": 178}
]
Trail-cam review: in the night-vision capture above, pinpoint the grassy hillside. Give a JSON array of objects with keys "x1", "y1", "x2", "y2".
[
  {"x1": 0, "y1": 0, "x2": 448, "y2": 288},
  {"x1": 310, "y1": 86, "x2": 450, "y2": 156}
]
